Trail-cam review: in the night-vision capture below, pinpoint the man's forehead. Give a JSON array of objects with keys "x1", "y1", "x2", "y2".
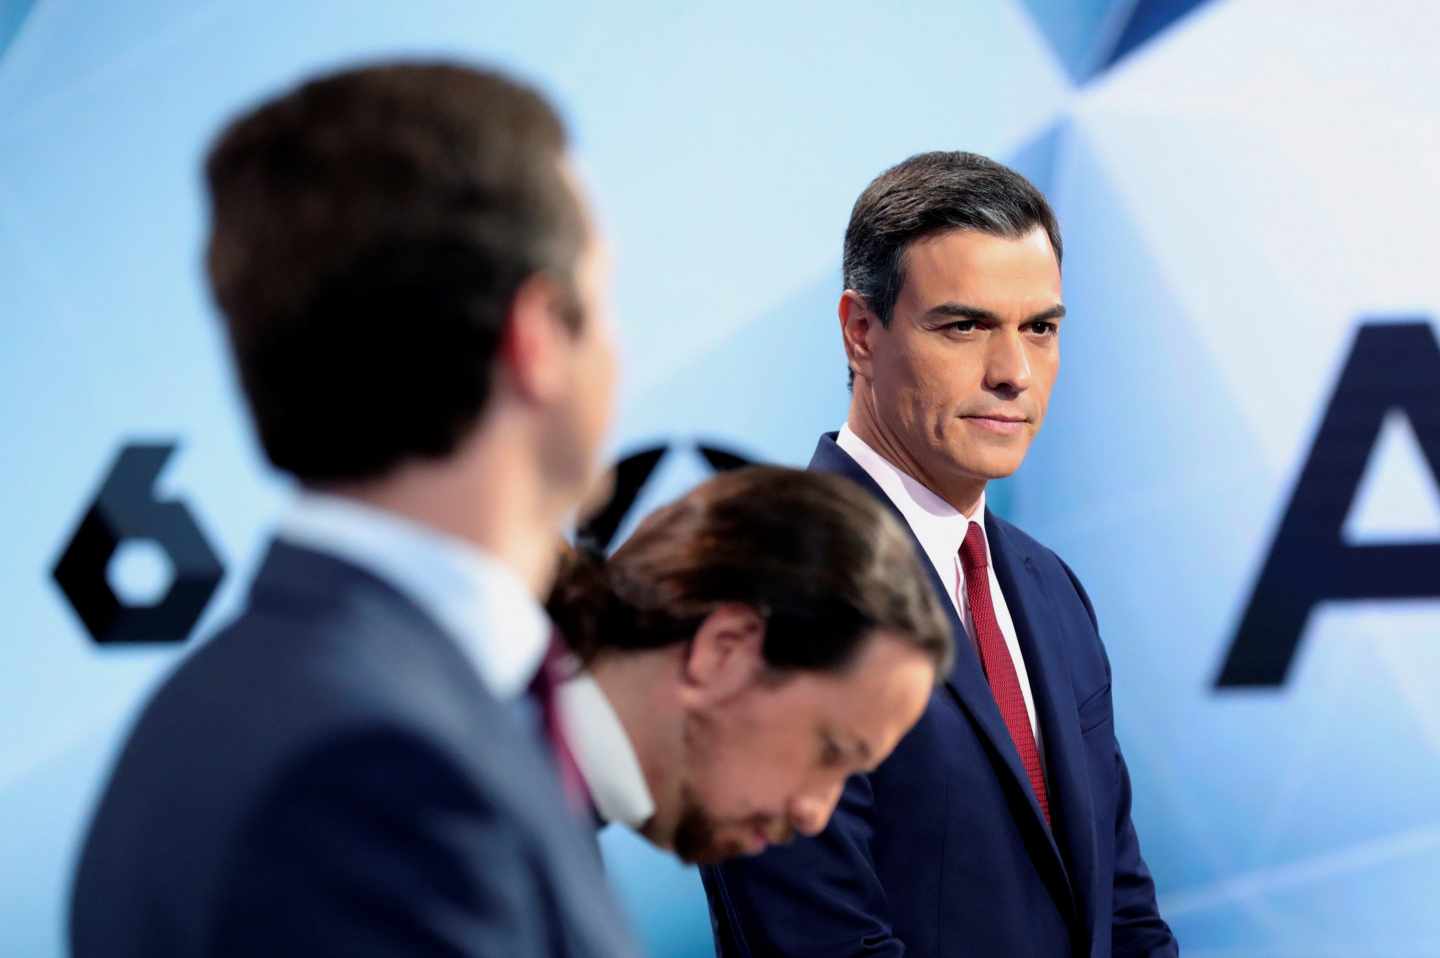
[
  {"x1": 813, "y1": 670, "x2": 897, "y2": 750},
  {"x1": 899, "y1": 227, "x2": 1061, "y2": 304}
]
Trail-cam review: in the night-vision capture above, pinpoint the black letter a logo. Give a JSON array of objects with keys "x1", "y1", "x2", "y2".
[{"x1": 1217, "y1": 321, "x2": 1440, "y2": 688}]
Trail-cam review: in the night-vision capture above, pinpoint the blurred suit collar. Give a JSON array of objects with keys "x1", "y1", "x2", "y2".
[
  {"x1": 278, "y1": 491, "x2": 548, "y2": 700},
  {"x1": 558, "y1": 673, "x2": 656, "y2": 829}
]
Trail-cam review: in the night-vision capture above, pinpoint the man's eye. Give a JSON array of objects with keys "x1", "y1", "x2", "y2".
[
  {"x1": 1028, "y1": 322, "x2": 1058, "y2": 336},
  {"x1": 820, "y1": 740, "x2": 844, "y2": 767},
  {"x1": 944, "y1": 320, "x2": 978, "y2": 334}
]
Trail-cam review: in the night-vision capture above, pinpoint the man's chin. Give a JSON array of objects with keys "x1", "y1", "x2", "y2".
[
  {"x1": 938, "y1": 460, "x2": 1024, "y2": 487},
  {"x1": 952, "y1": 444, "x2": 1032, "y2": 482},
  {"x1": 934, "y1": 438, "x2": 1032, "y2": 480},
  {"x1": 679, "y1": 847, "x2": 726, "y2": 866},
  {"x1": 676, "y1": 835, "x2": 766, "y2": 866}
]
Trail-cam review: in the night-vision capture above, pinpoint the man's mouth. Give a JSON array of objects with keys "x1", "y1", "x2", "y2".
[
  {"x1": 744, "y1": 819, "x2": 792, "y2": 853},
  {"x1": 961, "y1": 413, "x2": 1028, "y2": 434}
]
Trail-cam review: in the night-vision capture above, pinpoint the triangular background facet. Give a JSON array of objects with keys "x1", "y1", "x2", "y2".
[
  {"x1": 1008, "y1": 118, "x2": 1070, "y2": 198},
  {"x1": 1020, "y1": 0, "x2": 1219, "y2": 83},
  {"x1": 1104, "y1": 0, "x2": 1217, "y2": 73},
  {"x1": 0, "y1": 0, "x2": 38, "y2": 60},
  {"x1": 1017, "y1": 0, "x2": 1133, "y2": 83}
]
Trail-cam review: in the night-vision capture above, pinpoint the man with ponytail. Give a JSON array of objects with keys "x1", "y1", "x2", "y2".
[{"x1": 547, "y1": 466, "x2": 953, "y2": 864}]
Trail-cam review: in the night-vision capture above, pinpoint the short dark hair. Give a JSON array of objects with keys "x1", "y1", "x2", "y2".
[
  {"x1": 842, "y1": 151, "x2": 1061, "y2": 384},
  {"x1": 205, "y1": 61, "x2": 586, "y2": 484},
  {"x1": 548, "y1": 466, "x2": 954, "y2": 679}
]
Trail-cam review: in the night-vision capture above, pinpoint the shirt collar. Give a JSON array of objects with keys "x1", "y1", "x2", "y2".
[
  {"x1": 836, "y1": 423, "x2": 991, "y2": 575},
  {"x1": 278, "y1": 492, "x2": 549, "y2": 700},
  {"x1": 557, "y1": 673, "x2": 656, "y2": 829}
]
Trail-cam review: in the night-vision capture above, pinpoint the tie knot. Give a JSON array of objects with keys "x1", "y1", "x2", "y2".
[
  {"x1": 959, "y1": 521, "x2": 988, "y2": 573},
  {"x1": 532, "y1": 632, "x2": 579, "y2": 702}
]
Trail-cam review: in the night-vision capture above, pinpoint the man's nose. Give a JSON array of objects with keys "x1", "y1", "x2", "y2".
[
  {"x1": 984, "y1": 328, "x2": 1032, "y2": 394},
  {"x1": 789, "y1": 780, "x2": 846, "y2": 837}
]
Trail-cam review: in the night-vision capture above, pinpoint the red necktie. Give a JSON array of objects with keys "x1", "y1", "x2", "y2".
[
  {"x1": 959, "y1": 522, "x2": 1051, "y2": 826},
  {"x1": 528, "y1": 635, "x2": 590, "y2": 816}
]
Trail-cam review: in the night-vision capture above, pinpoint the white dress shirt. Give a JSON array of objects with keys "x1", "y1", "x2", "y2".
[
  {"x1": 557, "y1": 674, "x2": 656, "y2": 828},
  {"x1": 278, "y1": 492, "x2": 549, "y2": 701},
  {"x1": 837, "y1": 425, "x2": 1043, "y2": 751}
]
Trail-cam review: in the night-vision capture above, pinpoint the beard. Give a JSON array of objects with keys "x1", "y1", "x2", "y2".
[
  {"x1": 670, "y1": 790, "x2": 793, "y2": 864},
  {"x1": 667, "y1": 710, "x2": 752, "y2": 864},
  {"x1": 670, "y1": 785, "x2": 727, "y2": 864},
  {"x1": 667, "y1": 713, "x2": 792, "y2": 864}
]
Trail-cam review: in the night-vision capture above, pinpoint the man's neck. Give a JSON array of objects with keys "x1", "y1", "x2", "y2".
[
  {"x1": 590, "y1": 650, "x2": 682, "y2": 838},
  {"x1": 325, "y1": 430, "x2": 565, "y2": 597},
  {"x1": 846, "y1": 388, "x2": 985, "y2": 518}
]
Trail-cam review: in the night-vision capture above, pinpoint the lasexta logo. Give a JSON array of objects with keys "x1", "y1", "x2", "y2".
[
  {"x1": 578, "y1": 441, "x2": 756, "y2": 552},
  {"x1": 1217, "y1": 321, "x2": 1440, "y2": 687},
  {"x1": 53, "y1": 443, "x2": 225, "y2": 644}
]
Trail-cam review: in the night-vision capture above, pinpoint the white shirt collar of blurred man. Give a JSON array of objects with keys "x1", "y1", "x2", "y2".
[{"x1": 279, "y1": 491, "x2": 549, "y2": 700}]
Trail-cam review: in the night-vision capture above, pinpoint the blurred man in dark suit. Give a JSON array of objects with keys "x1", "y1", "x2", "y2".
[
  {"x1": 70, "y1": 62, "x2": 635, "y2": 957},
  {"x1": 548, "y1": 466, "x2": 953, "y2": 863},
  {"x1": 702, "y1": 153, "x2": 1178, "y2": 956}
]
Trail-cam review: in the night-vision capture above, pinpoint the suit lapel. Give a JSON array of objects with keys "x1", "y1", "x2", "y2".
[
  {"x1": 808, "y1": 435, "x2": 1077, "y2": 919},
  {"x1": 986, "y1": 513, "x2": 1097, "y2": 943}
]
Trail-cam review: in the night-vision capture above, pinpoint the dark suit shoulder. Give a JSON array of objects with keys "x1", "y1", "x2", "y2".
[
  {"x1": 986, "y1": 512, "x2": 1113, "y2": 697},
  {"x1": 985, "y1": 510, "x2": 1055, "y2": 567},
  {"x1": 988, "y1": 514, "x2": 1098, "y2": 622},
  {"x1": 209, "y1": 725, "x2": 550, "y2": 955},
  {"x1": 188, "y1": 553, "x2": 497, "y2": 737},
  {"x1": 73, "y1": 541, "x2": 638, "y2": 957}
]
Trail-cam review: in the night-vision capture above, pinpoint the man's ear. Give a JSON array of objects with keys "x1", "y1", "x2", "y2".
[
  {"x1": 839, "y1": 290, "x2": 879, "y2": 385},
  {"x1": 680, "y1": 604, "x2": 767, "y2": 706},
  {"x1": 500, "y1": 272, "x2": 572, "y2": 404}
]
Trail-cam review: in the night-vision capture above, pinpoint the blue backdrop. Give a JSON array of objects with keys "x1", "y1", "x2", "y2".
[{"x1": 4, "y1": 1, "x2": 1439, "y2": 955}]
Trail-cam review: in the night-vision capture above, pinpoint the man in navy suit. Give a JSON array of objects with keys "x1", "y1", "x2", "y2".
[
  {"x1": 70, "y1": 63, "x2": 636, "y2": 957},
  {"x1": 702, "y1": 152, "x2": 1178, "y2": 956}
]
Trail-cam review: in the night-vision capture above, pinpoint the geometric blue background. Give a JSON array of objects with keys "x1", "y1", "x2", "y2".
[{"x1": 5, "y1": 1, "x2": 1440, "y2": 955}]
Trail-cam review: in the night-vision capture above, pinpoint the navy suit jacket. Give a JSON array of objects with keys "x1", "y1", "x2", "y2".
[
  {"x1": 70, "y1": 540, "x2": 637, "y2": 958},
  {"x1": 701, "y1": 435, "x2": 1176, "y2": 957}
]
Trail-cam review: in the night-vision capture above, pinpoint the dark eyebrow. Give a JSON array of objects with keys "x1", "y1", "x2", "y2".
[
  {"x1": 923, "y1": 302, "x2": 1067, "y2": 324},
  {"x1": 924, "y1": 303, "x2": 999, "y2": 323}
]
